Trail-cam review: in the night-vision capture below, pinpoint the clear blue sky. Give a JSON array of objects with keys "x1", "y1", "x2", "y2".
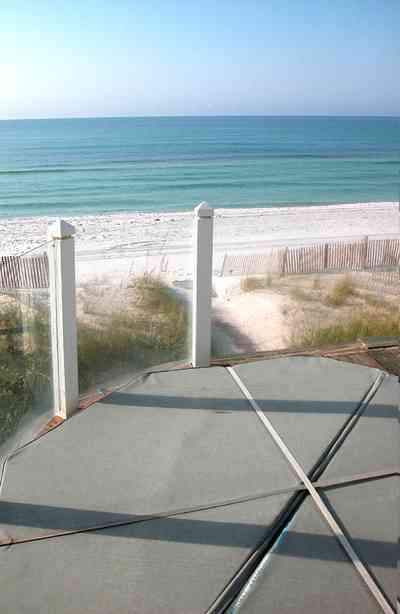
[{"x1": 1, "y1": 0, "x2": 399, "y2": 119}]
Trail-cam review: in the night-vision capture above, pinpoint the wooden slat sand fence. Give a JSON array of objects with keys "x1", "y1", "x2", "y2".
[
  {"x1": 287, "y1": 237, "x2": 400, "y2": 275},
  {"x1": 284, "y1": 243, "x2": 326, "y2": 275},
  {"x1": 0, "y1": 254, "x2": 49, "y2": 290},
  {"x1": 365, "y1": 238, "x2": 400, "y2": 269},
  {"x1": 221, "y1": 237, "x2": 400, "y2": 277},
  {"x1": 221, "y1": 251, "x2": 282, "y2": 276},
  {"x1": 354, "y1": 270, "x2": 399, "y2": 295},
  {"x1": 325, "y1": 239, "x2": 366, "y2": 272}
]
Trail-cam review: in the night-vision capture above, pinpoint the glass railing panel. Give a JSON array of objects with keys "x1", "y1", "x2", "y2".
[
  {"x1": 0, "y1": 245, "x2": 53, "y2": 458},
  {"x1": 275, "y1": 238, "x2": 399, "y2": 350},
  {"x1": 212, "y1": 207, "x2": 399, "y2": 359},
  {"x1": 75, "y1": 218, "x2": 193, "y2": 396},
  {"x1": 211, "y1": 209, "x2": 288, "y2": 358}
]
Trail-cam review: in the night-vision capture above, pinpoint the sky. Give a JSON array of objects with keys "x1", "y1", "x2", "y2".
[{"x1": 1, "y1": 0, "x2": 399, "y2": 120}]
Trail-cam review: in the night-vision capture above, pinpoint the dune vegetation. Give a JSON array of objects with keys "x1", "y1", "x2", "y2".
[
  {"x1": 0, "y1": 275, "x2": 189, "y2": 446},
  {"x1": 77, "y1": 274, "x2": 189, "y2": 391}
]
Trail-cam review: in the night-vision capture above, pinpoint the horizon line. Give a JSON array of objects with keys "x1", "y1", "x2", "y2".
[{"x1": 1, "y1": 113, "x2": 399, "y2": 122}]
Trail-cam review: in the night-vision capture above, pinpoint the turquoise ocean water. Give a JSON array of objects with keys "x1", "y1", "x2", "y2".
[{"x1": 0, "y1": 116, "x2": 399, "y2": 218}]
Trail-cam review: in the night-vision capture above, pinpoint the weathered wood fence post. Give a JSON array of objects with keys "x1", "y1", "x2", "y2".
[
  {"x1": 192, "y1": 202, "x2": 214, "y2": 368},
  {"x1": 363, "y1": 235, "x2": 369, "y2": 270},
  {"x1": 48, "y1": 220, "x2": 79, "y2": 419},
  {"x1": 324, "y1": 243, "x2": 329, "y2": 270},
  {"x1": 280, "y1": 247, "x2": 288, "y2": 277}
]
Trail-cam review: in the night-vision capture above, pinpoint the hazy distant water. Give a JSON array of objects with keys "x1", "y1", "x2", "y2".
[{"x1": 0, "y1": 116, "x2": 399, "y2": 218}]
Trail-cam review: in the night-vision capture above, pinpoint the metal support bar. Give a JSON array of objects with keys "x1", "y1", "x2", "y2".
[
  {"x1": 48, "y1": 220, "x2": 79, "y2": 419},
  {"x1": 226, "y1": 366, "x2": 393, "y2": 614},
  {"x1": 192, "y1": 202, "x2": 214, "y2": 368}
]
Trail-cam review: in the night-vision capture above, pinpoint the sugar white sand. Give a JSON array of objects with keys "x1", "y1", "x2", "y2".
[{"x1": 0, "y1": 202, "x2": 398, "y2": 283}]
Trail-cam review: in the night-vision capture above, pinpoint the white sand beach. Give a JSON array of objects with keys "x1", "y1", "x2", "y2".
[
  {"x1": 0, "y1": 201, "x2": 398, "y2": 284},
  {"x1": 0, "y1": 201, "x2": 398, "y2": 359}
]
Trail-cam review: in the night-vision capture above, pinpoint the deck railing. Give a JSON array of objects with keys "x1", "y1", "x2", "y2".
[{"x1": 0, "y1": 203, "x2": 399, "y2": 423}]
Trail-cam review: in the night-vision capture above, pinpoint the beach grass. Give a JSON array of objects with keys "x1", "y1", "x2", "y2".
[
  {"x1": 324, "y1": 276, "x2": 357, "y2": 307},
  {"x1": 0, "y1": 275, "x2": 189, "y2": 443},
  {"x1": 78, "y1": 274, "x2": 189, "y2": 390},
  {"x1": 240, "y1": 276, "x2": 264, "y2": 292},
  {"x1": 291, "y1": 309, "x2": 399, "y2": 347},
  {"x1": 240, "y1": 273, "x2": 273, "y2": 293},
  {"x1": 289, "y1": 286, "x2": 313, "y2": 302},
  {"x1": 287, "y1": 273, "x2": 398, "y2": 346},
  {"x1": 0, "y1": 302, "x2": 51, "y2": 446}
]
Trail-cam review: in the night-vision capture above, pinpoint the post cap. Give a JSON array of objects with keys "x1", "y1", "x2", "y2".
[
  {"x1": 48, "y1": 219, "x2": 76, "y2": 239},
  {"x1": 194, "y1": 201, "x2": 213, "y2": 218}
]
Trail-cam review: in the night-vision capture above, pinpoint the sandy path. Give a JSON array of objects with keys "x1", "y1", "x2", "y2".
[{"x1": 213, "y1": 290, "x2": 293, "y2": 354}]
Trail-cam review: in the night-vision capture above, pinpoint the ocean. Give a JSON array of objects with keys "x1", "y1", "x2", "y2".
[{"x1": 0, "y1": 116, "x2": 399, "y2": 218}]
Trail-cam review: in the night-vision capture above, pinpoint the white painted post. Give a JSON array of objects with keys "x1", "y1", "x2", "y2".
[
  {"x1": 47, "y1": 220, "x2": 79, "y2": 419},
  {"x1": 192, "y1": 202, "x2": 214, "y2": 368}
]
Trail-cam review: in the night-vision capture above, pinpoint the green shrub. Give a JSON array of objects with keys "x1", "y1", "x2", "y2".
[{"x1": 324, "y1": 276, "x2": 357, "y2": 307}]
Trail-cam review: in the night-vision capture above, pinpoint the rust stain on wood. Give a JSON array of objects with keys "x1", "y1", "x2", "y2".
[{"x1": 212, "y1": 340, "x2": 399, "y2": 376}]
